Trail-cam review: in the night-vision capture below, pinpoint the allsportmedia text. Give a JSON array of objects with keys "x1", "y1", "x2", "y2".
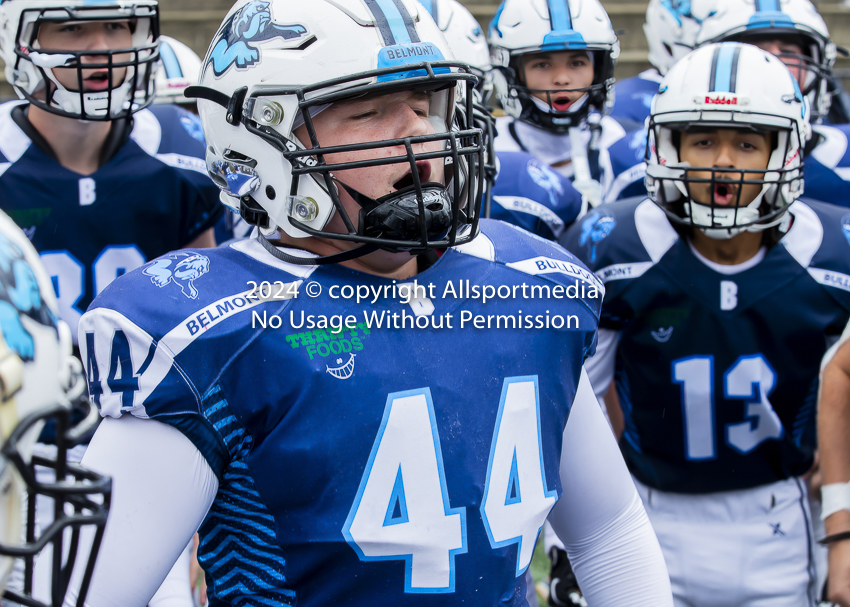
[{"x1": 321, "y1": 279, "x2": 601, "y2": 305}]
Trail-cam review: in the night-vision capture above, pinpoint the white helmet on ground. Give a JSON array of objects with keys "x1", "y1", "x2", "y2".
[
  {"x1": 154, "y1": 35, "x2": 202, "y2": 106},
  {"x1": 644, "y1": 0, "x2": 718, "y2": 76},
  {"x1": 0, "y1": 0, "x2": 160, "y2": 121},
  {"x1": 646, "y1": 42, "x2": 811, "y2": 239},
  {"x1": 489, "y1": 0, "x2": 620, "y2": 133},
  {"x1": 696, "y1": 0, "x2": 835, "y2": 122},
  {"x1": 189, "y1": 0, "x2": 485, "y2": 262},
  {"x1": 0, "y1": 210, "x2": 110, "y2": 606}
]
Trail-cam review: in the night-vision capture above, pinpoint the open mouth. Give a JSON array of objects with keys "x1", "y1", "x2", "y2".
[
  {"x1": 84, "y1": 71, "x2": 111, "y2": 91},
  {"x1": 552, "y1": 96, "x2": 572, "y2": 112},
  {"x1": 392, "y1": 161, "x2": 433, "y2": 191},
  {"x1": 713, "y1": 182, "x2": 737, "y2": 206}
]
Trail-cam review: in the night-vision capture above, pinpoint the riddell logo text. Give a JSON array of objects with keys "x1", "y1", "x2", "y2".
[{"x1": 705, "y1": 96, "x2": 737, "y2": 105}]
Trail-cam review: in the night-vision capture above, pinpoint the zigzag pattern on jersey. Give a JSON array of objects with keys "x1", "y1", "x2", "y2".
[{"x1": 197, "y1": 385, "x2": 296, "y2": 606}]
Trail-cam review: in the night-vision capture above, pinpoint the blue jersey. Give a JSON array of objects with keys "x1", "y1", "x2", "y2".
[
  {"x1": 490, "y1": 151, "x2": 583, "y2": 240},
  {"x1": 805, "y1": 123, "x2": 850, "y2": 207},
  {"x1": 603, "y1": 128, "x2": 649, "y2": 204},
  {"x1": 561, "y1": 199, "x2": 850, "y2": 493},
  {"x1": 609, "y1": 69, "x2": 662, "y2": 126},
  {"x1": 79, "y1": 221, "x2": 602, "y2": 606},
  {"x1": 0, "y1": 101, "x2": 223, "y2": 343}
]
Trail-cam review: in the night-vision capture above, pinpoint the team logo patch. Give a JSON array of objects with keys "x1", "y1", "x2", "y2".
[
  {"x1": 327, "y1": 353, "x2": 356, "y2": 380},
  {"x1": 579, "y1": 210, "x2": 616, "y2": 263},
  {"x1": 842, "y1": 214, "x2": 850, "y2": 247},
  {"x1": 206, "y1": 0, "x2": 308, "y2": 77},
  {"x1": 526, "y1": 160, "x2": 564, "y2": 208},
  {"x1": 629, "y1": 129, "x2": 648, "y2": 161},
  {"x1": 143, "y1": 253, "x2": 210, "y2": 300},
  {"x1": 180, "y1": 115, "x2": 205, "y2": 143},
  {"x1": 651, "y1": 327, "x2": 674, "y2": 343},
  {"x1": 0, "y1": 234, "x2": 57, "y2": 361}
]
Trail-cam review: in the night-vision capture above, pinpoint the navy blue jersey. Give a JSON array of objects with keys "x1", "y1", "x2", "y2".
[
  {"x1": 806, "y1": 123, "x2": 850, "y2": 208},
  {"x1": 0, "y1": 101, "x2": 223, "y2": 343},
  {"x1": 490, "y1": 151, "x2": 583, "y2": 240},
  {"x1": 604, "y1": 128, "x2": 649, "y2": 204},
  {"x1": 561, "y1": 199, "x2": 850, "y2": 493},
  {"x1": 79, "y1": 220, "x2": 602, "y2": 606},
  {"x1": 609, "y1": 70, "x2": 662, "y2": 126}
]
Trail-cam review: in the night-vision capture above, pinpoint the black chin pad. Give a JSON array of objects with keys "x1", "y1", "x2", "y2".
[{"x1": 363, "y1": 183, "x2": 452, "y2": 246}]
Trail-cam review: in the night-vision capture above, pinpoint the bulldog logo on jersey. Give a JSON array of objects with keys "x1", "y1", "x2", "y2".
[
  {"x1": 526, "y1": 160, "x2": 564, "y2": 208},
  {"x1": 143, "y1": 253, "x2": 210, "y2": 300},
  {"x1": 0, "y1": 234, "x2": 57, "y2": 361},
  {"x1": 206, "y1": 0, "x2": 309, "y2": 77},
  {"x1": 579, "y1": 210, "x2": 616, "y2": 263}
]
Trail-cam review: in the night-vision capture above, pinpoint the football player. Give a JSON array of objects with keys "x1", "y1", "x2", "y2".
[
  {"x1": 606, "y1": 0, "x2": 850, "y2": 209},
  {"x1": 63, "y1": 0, "x2": 674, "y2": 605},
  {"x1": 696, "y1": 0, "x2": 850, "y2": 208},
  {"x1": 561, "y1": 42, "x2": 850, "y2": 605},
  {"x1": 0, "y1": 2, "x2": 222, "y2": 604},
  {"x1": 421, "y1": 0, "x2": 583, "y2": 243},
  {"x1": 609, "y1": 0, "x2": 716, "y2": 125},
  {"x1": 0, "y1": 0, "x2": 223, "y2": 349},
  {"x1": 488, "y1": 0, "x2": 638, "y2": 210},
  {"x1": 0, "y1": 210, "x2": 111, "y2": 607}
]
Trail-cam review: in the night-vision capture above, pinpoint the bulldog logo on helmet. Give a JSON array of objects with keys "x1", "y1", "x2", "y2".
[
  {"x1": 0, "y1": 234, "x2": 57, "y2": 361},
  {"x1": 206, "y1": 0, "x2": 309, "y2": 77}
]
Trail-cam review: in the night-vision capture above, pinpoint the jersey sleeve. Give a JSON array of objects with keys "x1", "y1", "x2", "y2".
[
  {"x1": 490, "y1": 151, "x2": 583, "y2": 240},
  {"x1": 559, "y1": 200, "x2": 655, "y2": 332},
  {"x1": 79, "y1": 305, "x2": 230, "y2": 478},
  {"x1": 147, "y1": 104, "x2": 224, "y2": 245}
]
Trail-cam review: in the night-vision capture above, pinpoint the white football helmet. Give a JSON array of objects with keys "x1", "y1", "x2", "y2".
[
  {"x1": 418, "y1": 0, "x2": 496, "y2": 210},
  {"x1": 696, "y1": 0, "x2": 835, "y2": 121},
  {"x1": 154, "y1": 35, "x2": 201, "y2": 106},
  {"x1": 0, "y1": 0, "x2": 160, "y2": 121},
  {"x1": 488, "y1": 0, "x2": 620, "y2": 133},
  {"x1": 0, "y1": 211, "x2": 110, "y2": 607},
  {"x1": 646, "y1": 42, "x2": 811, "y2": 239},
  {"x1": 644, "y1": 0, "x2": 718, "y2": 76},
  {"x1": 190, "y1": 0, "x2": 485, "y2": 262}
]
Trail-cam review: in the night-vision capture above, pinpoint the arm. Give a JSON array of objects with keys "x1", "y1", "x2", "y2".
[
  {"x1": 583, "y1": 329, "x2": 617, "y2": 403},
  {"x1": 64, "y1": 416, "x2": 219, "y2": 607},
  {"x1": 819, "y1": 328, "x2": 850, "y2": 607},
  {"x1": 548, "y1": 368, "x2": 672, "y2": 606},
  {"x1": 186, "y1": 228, "x2": 216, "y2": 249}
]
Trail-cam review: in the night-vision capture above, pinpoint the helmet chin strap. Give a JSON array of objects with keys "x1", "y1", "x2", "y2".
[
  {"x1": 257, "y1": 232, "x2": 377, "y2": 266},
  {"x1": 685, "y1": 188, "x2": 790, "y2": 240}
]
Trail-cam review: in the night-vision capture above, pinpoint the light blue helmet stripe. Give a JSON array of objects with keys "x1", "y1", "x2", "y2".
[
  {"x1": 541, "y1": 0, "x2": 585, "y2": 48},
  {"x1": 747, "y1": 0, "x2": 793, "y2": 28},
  {"x1": 547, "y1": 0, "x2": 573, "y2": 32},
  {"x1": 711, "y1": 44, "x2": 737, "y2": 92},
  {"x1": 367, "y1": 0, "x2": 415, "y2": 45},
  {"x1": 159, "y1": 40, "x2": 183, "y2": 78},
  {"x1": 755, "y1": 0, "x2": 780, "y2": 11}
]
